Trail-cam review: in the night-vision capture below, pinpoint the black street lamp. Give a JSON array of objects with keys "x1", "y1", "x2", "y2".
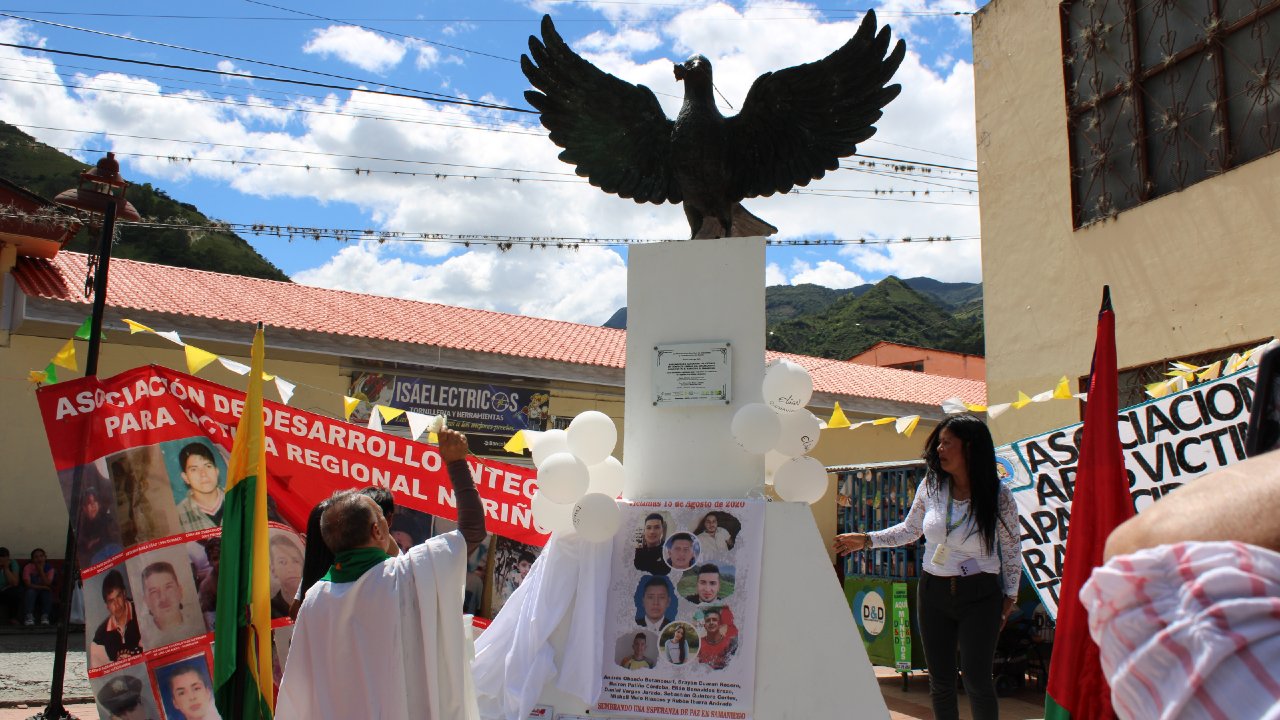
[{"x1": 38, "y1": 153, "x2": 140, "y2": 720}]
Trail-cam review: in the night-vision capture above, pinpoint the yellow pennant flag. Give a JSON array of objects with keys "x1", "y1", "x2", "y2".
[
  {"x1": 964, "y1": 402, "x2": 988, "y2": 412},
  {"x1": 52, "y1": 338, "x2": 78, "y2": 371},
  {"x1": 342, "y1": 396, "x2": 361, "y2": 420},
  {"x1": 871, "y1": 416, "x2": 897, "y2": 426},
  {"x1": 28, "y1": 369, "x2": 48, "y2": 384},
  {"x1": 1145, "y1": 380, "x2": 1173, "y2": 399},
  {"x1": 184, "y1": 345, "x2": 220, "y2": 375},
  {"x1": 122, "y1": 318, "x2": 154, "y2": 334},
  {"x1": 1052, "y1": 376, "x2": 1073, "y2": 400},
  {"x1": 895, "y1": 415, "x2": 921, "y2": 438},
  {"x1": 1011, "y1": 391, "x2": 1033, "y2": 410},
  {"x1": 503, "y1": 430, "x2": 529, "y2": 455},
  {"x1": 1197, "y1": 361, "x2": 1222, "y2": 382},
  {"x1": 827, "y1": 402, "x2": 852, "y2": 429},
  {"x1": 376, "y1": 405, "x2": 406, "y2": 423}
]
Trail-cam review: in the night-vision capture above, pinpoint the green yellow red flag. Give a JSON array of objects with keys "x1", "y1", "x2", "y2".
[{"x1": 213, "y1": 324, "x2": 274, "y2": 720}]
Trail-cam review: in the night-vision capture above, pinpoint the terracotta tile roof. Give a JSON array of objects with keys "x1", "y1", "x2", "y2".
[{"x1": 14, "y1": 253, "x2": 986, "y2": 406}]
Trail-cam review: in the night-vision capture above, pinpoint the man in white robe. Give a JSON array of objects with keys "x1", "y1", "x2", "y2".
[{"x1": 276, "y1": 430, "x2": 486, "y2": 720}]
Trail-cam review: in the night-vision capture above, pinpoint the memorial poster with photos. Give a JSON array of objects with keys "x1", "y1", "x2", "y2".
[
  {"x1": 36, "y1": 365, "x2": 548, "y2": 720},
  {"x1": 597, "y1": 499, "x2": 763, "y2": 720}
]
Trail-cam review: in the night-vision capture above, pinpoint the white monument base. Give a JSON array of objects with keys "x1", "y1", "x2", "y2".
[{"x1": 473, "y1": 237, "x2": 887, "y2": 719}]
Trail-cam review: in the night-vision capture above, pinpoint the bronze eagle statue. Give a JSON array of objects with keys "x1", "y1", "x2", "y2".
[{"x1": 520, "y1": 12, "x2": 906, "y2": 239}]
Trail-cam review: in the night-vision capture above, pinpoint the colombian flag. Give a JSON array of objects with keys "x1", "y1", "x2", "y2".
[{"x1": 213, "y1": 324, "x2": 274, "y2": 720}]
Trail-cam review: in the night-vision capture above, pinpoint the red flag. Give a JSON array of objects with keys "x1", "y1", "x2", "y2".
[{"x1": 1045, "y1": 286, "x2": 1134, "y2": 720}]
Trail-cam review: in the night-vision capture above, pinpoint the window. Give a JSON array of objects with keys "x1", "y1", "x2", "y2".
[
  {"x1": 886, "y1": 360, "x2": 926, "y2": 373},
  {"x1": 1062, "y1": 0, "x2": 1280, "y2": 227}
]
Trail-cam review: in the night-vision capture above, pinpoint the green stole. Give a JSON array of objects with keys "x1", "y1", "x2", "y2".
[{"x1": 321, "y1": 547, "x2": 391, "y2": 584}]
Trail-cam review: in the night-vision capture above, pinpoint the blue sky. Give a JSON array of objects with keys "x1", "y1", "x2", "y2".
[{"x1": 1, "y1": 1, "x2": 986, "y2": 324}]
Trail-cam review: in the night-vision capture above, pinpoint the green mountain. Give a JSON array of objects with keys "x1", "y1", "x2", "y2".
[
  {"x1": 766, "y1": 276, "x2": 984, "y2": 359},
  {"x1": 0, "y1": 122, "x2": 289, "y2": 281}
]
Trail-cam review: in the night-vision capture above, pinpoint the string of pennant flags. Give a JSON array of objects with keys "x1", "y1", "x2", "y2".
[
  {"x1": 819, "y1": 337, "x2": 1276, "y2": 436},
  {"x1": 27, "y1": 318, "x2": 1275, "y2": 449},
  {"x1": 27, "y1": 318, "x2": 447, "y2": 444}
]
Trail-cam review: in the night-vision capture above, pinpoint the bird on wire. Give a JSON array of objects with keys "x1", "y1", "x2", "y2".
[{"x1": 520, "y1": 12, "x2": 906, "y2": 239}]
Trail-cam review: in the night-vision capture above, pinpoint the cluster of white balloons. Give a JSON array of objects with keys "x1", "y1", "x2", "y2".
[
  {"x1": 526, "y1": 411, "x2": 624, "y2": 542},
  {"x1": 730, "y1": 359, "x2": 829, "y2": 504}
]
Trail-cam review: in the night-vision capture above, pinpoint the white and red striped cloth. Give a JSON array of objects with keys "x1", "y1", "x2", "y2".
[{"x1": 1080, "y1": 541, "x2": 1280, "y2": 720}]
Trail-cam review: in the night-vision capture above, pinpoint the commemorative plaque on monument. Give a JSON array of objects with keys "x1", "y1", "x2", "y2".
[{"x1": 653, "y1": 342, "x2": 732, "y2": 407}]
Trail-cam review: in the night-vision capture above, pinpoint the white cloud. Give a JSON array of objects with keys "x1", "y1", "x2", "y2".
[
  {"x1": 0, "y1": 7, "x2": 982, "y2": 323},
  {"x1": 291, "y1": 241, "x2": 628, "y2": 325},
  {"x1": 413, "y1": 43, "x2": 442, "y2": 70},
  {"x1": 578, "y1": 28, "x2": 662, "y2": 54},
  {"x1": 215, "y1": 60, "x2": 254, "y2": 84},
  {"x1": 302, "y1": 26, "x2": 407, "y2": 73},
  {"x1": 765, "y1": 262, "x2": 787, "y2": 286},
  {"x1": 788, "y1": 259, "x2": 867, "y2": 288}
]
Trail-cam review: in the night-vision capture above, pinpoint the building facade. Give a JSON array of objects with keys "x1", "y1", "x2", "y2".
[{"x1": 973, "y1": 0, "x2": 1280, "y2": 444}]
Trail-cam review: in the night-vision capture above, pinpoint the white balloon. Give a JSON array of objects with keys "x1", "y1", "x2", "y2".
[
  {"x1": 730, "y1": 403, "x2": 782, "y2": 453},
  {"x1": 587, "y1": 456, "x2": 626, "y2": 498},
  {"x1": 531, "y1": 490, "x2": 576, "y2": 535},
  {"x1": 773, "y1": 456, "x2": 829, "y2": 504},
  {"x1": 537, "y1": 452, "x2": 590, "y2": 504},
  {"x1": 572, "y1": 492, "x2": 622, "y2": 542},
  {"x1": 773, "y1": 410, "x2": 822, "y2": 457},
  {"x1": 762, "y1": 359, "x2": 813, "y2": 414},
  {"x1": 566, "y1": 411, "x2": 617, "y2": 466},
  {"x1": 531, "y1": 429, "x2": 570, "y2": 467},
  {"x1": 763, "y1": 450, "x2": 788, "y2": 486}
]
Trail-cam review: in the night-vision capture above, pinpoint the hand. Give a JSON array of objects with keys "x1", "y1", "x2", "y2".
[
  {"x1": 1000, "y1": 596, "x2": 1017, "y2": 631},
  {"x1": 832, "y1": 533, "x2": 869, "y2": 556},
  {"x1": 438, "y1": 429, "x2": 469, "y2": 464}
]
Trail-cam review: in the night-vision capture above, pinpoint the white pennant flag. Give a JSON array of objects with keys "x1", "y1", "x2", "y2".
[
  {"x1": 367, "y1": 410, "x2": 383, "y2": 432},
  {"x1": 941, "y1": 397, "x2": 969, "y2": 414},
  {"x1": 1031, "y1": 389, "x2": 1055, "y2": 403},
  {"x1": 218, "y1": 357, "x2": 250, "y2": 376},
  {"x1": 986, "y1": 403, "x2": 1012, "y2": 419},
  {"x1": 274, "y1": 377, "x2": 296, "y2": 406},
  {"x1": 405, "y1": 411, "x2": 434, "y2": 441},
  {"x1": 156, "y1": 330, "x2": 184, "y2": 346}
]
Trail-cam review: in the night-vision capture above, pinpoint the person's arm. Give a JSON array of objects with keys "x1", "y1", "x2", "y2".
[
  {"x1": 996, "y1": 487, "x2": 1021, "y2": 626},
  {"x1": 834, "y1": 479, "x2": 928, "y2": 555},
  {"x1": 0, "y1": 560, "x2": 17, "y2": 586},
  {"x1": 1104, "y1": 450, "x2": 1280, "y2": 560},
  {"x1": 439, "y1": 430, "x2": 487, "y2": 554}
]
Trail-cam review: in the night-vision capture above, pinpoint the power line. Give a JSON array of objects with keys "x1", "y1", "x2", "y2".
[
  {"x1": 0, "y1": 40, "x2": 532, "y2": 113},
  {"x1": 0, "y1": 8, "x2": 976, "y2": 20},
  {"x1": 853, "y1": 153, "x2": 975, "y2": 173},
  {"x1": 864, "y1": 138, "x2": 976, "y2": 164},
  {"x1": 0, "y1": 13, "x2": 530, "y2": 112},
  {"x1": 242, "y1": 0, "x2": 516, "y2": 63},
  {"x1": 789, "y1": 189, "x2": 977, "y2": 207},
  {"x1": 0, "y1": 75, "x2": 548, "y2": 135}
]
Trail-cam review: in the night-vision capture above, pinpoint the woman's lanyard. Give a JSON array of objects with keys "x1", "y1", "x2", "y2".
[{"x1": 944, "y1": 491, "x2": 969, "y2": 541}]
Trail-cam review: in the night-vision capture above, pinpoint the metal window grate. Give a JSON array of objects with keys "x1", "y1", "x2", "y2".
[
  {"x1": 835, "y1": 461, "x2": 928, "y2": 579},
  {"x1": 1062, "y1": 0, "x2": 1280, "y2": 227}
]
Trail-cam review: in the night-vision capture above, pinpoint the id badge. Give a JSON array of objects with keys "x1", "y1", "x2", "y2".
[
  {"x1": 959, "y1": 558, "x2": 979, "y2": 576},
  {"x1": 931, "y1": 543, "x2": 951, "y2": 566}
]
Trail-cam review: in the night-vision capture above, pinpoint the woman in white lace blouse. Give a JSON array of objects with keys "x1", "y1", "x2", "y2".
[{"x1": 833, "y1": 415, "x2": 1020, "y2": 720}]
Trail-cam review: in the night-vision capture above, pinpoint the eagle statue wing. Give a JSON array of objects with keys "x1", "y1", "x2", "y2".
[
  {"x1": 725, "y1": 10, "x2": 906, "y2": 200},
  {"x1": 522, "y1": 15, "x2": 681, "y2": 205}
]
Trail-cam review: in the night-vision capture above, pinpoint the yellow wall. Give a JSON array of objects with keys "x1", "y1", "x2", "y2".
[
  {"x1": 0, "y1": 332, "x2": 348, "y2": 557},
  {"x1": 973, "y1": 0, "x2": 1280, "y2": 445},
  {"x1": 548, "y1": 388, "x2": 626, "y2": 459}
]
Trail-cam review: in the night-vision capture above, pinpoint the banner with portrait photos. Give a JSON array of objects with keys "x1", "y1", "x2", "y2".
[
  {"x1": 35, "y1": 364, "x2": 549, "y2": 720},
  {"x1": 597, "y1": 500, "x2": 764, "y2": 720}
]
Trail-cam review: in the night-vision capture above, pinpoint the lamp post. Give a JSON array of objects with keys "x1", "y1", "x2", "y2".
[{"x1": 40, "y1": 153, "x2": 140, "y2": 720}]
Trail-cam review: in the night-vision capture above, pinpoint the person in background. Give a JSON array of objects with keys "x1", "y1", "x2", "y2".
[
  {"x1": 80, "y1": 486, "x2": 123, "y2": 566},
  {"x1": 0, "y1": 547, "x2": 21, "y2": 624},
  {"x1": 834, "y1": 415, "x2": 1019, "y2": 720},
  {"x1": 289, "y1": 499, "x2": 332, "y2": 621},
  {"x1": 90, "y1": 569, "x2": 143, "y2": 667},
  {"x1": 22, "y1": 547, "x2": 56, "y2": 626},
  {"x1": 174, "y1": 443, "x2": 224, "y2": 533}
]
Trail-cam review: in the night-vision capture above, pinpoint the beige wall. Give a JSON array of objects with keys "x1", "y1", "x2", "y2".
[
  {"x1": 973, "y1": 0, "x2": 1280, "y2": 446},
  {"x1": 0, "y1": 332, "x2": 348, "y2": 557}
]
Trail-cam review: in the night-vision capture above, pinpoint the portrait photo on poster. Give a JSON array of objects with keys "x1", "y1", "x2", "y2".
[
  {"x1": 57, "y1": 463, "x2": 124, "y2": 569},
  {"x1": 85, "y1": 566, "x2": 145, "y2": 670},
  {"x1": 90, "y1": 662, "x2": 162, "y2": 720},
  {"x1": 126, "y1": 543, "x2": 208, "y2": 650},
  {"x1": 151, "y1": 652, "x2": 221, "y2": 720},
  {"x1": 161, "y1": 438, "x2": 229, "y2": 536},
  {"x1": 632, "y1": 511, "x2": 673, "y2": 576},
  {"x1": 490, "y1": 536, "x2": 541, "y2": 617},
  {"x1": 104, "y1": 443, "x2": 181, "y2": 546},
  {"x1": 615, "y1": 629, "x2": 659, "y2": 670}
]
